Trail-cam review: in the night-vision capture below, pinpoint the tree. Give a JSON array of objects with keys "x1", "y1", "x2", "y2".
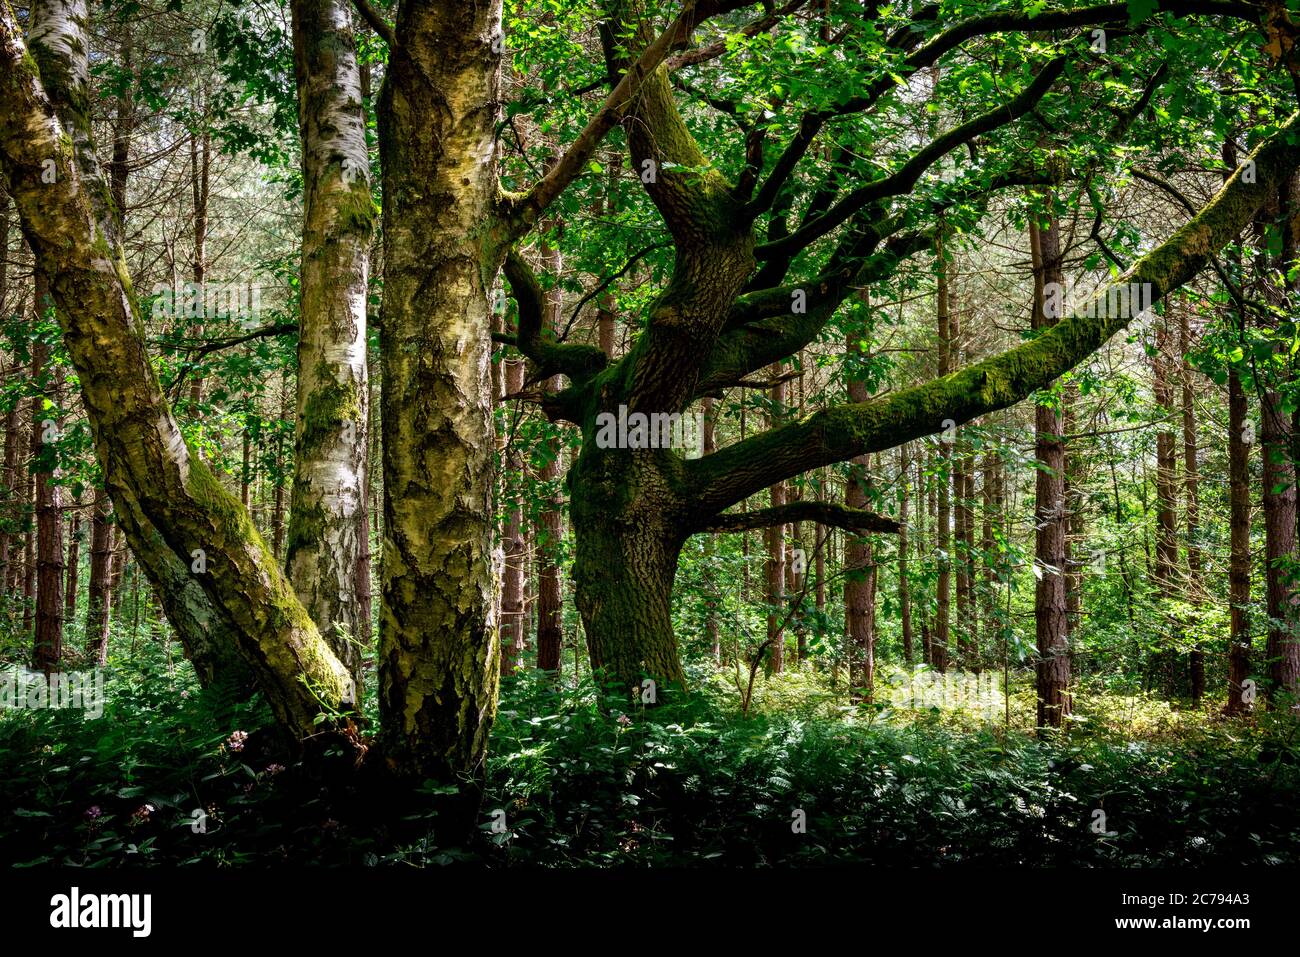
[
  {"x1": 285, "y1": 0, "x2": 374, "y2": 685},
  {"x1": 1029, "y1": 205, "x2": 1070, "y2": 729},
  {"x1": 30, "y1": 279, "x2": 63, "y2": 674},
  {"x1": 499, "y1": 1, "x2": 1300, "y2": 700}
]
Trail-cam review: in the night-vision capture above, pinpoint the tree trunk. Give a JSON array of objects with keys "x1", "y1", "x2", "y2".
[
  {"x1": 536, "y1": 193, "x2": 564, "y2": 673},
  {"x1": 951, "y1": 297, "x2": 975, "y2": 667},
  {"x1": 285, "y1": 0, "x2": 374, "y2": 683},
  {"x1": 572, "y1": 492, "x2": 686, "y2": 696},
  {"x1": 1258, "y1": 175, "x2": 1300, "y2": 707},
  {"x1": 499, "y1": 350, "x2": 526, "y2": 675},
  {"x1": 30, "y1": 282, "x2": 64, "y2": 674},
  {"x1": 814, "y1": 513, "x2": 827, "y2": 663},
  {"x1": 64, "y1": 507, "x2": 80, "y2": 627},
  {"x1": 981, "y1": 448, "x2": 1000, "y2": 660},
  {"x1": 1151, "y1": 310, "x2": 1179, "y2": 694},
  {"x1": 376, "y1": 0, "x2": 502, "y2": 779},
  {"x1": 22, "y1": 468, "x2": 33, "y2": 637},
  {"x1": 934, "y1": 234, "x2": 952, "y2": 673},
  {"x1": 898, "y1": 445, "x2": 914, "y2": 665},
  {"x1": 272, "y1": 379, "x2": 287, "y2": 561},
  {"x1": 919, "y1": 450, "x2": 933, "y2": 667},
  {"x1": 1178, "y1": 302, "x2": 1205, "y2": 704},
  {"x1": 0, "y1": 365, "x2": 20, "y2": 603},
  {"x1": 86, "y1": 489, "x2": 113, "y2": 661},
  {"x1": 0, "y1": 187, "x2": 11, "y2": 602},
  {"x1": 845, "y1": 324, "x2": 875, "y2": 698},
  {"x1": 186, "y1": 120, "x2": 210, "y2": 410},
  {"x1": 766, "y1": 363, "x2": 787, "y2": 673},
  {"x1": 703, "y1": 397, "x2": 721, "y2": 662},
  {"x1": 1029, "y1": 210, "x2": 1070, "y2": 730}
]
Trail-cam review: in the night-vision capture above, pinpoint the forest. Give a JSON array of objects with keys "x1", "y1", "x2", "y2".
[{"x1": 1, "y1": 0, "x2": 1299, "y2": 887}]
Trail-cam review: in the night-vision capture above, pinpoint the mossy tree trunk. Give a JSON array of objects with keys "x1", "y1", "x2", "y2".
[
  {"x1": 286, "y1": 0, "x2": 373, "y2": 684},
  {"x1": 374, "y1": 0, "x2": 505, "y2": 781},
  {"x1": 570, "y1": 455, "x2": 689, "y2": 693},
  {"x1": 1261, "y1": 172, "x2": 1300, "y2": 706},
  {"x1": 23, "y1": 0, "x2": 255, "y2": 693}
]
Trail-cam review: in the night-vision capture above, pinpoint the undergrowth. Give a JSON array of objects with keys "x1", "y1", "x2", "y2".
[{"x1": 2, "y1": 647, "x2": 1297, "y2": 867}]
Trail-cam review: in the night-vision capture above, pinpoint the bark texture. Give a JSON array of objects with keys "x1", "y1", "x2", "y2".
[
  {"x1": 376, "y1": 1, "x2": 502, "y2": 779},
  {"x1": 287, "y1": 0, "x2": 374, "y2": 683}
]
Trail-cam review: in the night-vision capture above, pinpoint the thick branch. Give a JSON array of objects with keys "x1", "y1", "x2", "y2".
[
  {"x1": 698, "y1": 500, "x2": 899, "y2": 534},
  {"x1": 697, "y1": 164, "x2": 1058, "y2": 396},
  {"x1": 501, "y1": 0, "x2": 753, "y2": 236},
  {"x1": 503, "y1": 249, "x2": 607, "y2": 382},
  {"x1": 666, "y1": 0, "x2": 809, "y2": 70}
]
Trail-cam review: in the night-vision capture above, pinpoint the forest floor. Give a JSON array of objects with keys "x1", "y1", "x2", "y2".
[{"x1": 1, "y1": 644, "x2": 1297, "y2": 867}]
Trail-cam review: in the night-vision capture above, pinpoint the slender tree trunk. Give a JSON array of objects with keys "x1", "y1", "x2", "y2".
[
  {"x1": 0, "y1": 369, "x2": 20, "y2": 603},
  {"x1": 499, "y1": 351, "x2": 526, "y2": 675},
  {"x1": 86, "y1": 489, "x2": 112, "y2": 660},
  {"x1": 1226, "y1": 363, "x2": 1254, "y2": 715},
  {"x1": 536, "y1": 190, "x2": 564, "y2": 673},
  {"x1": 271, "y1": 378, "x2": 287, "y2": 561},
  {"x1": 187, "y1": 120, "x2": 210, "y2": 410},
  {"x1": 107, "y1": 30, "x2": 132, "y2": 225},
  {"x1": 597, "y1": 177, "x2": 619, "y2": 358},
  {"x1": 64, "y1": 507, "x2": 80, "y2": 630},
  {"x1": 980, "y1": 448, "x2": 1000, "y2": 661},
  {"x1": 951, "y1": 296, "x2": 975, "y2": 666},
  {"x1": 1063, "y1": 385, "x2": 1082, "y2": 649},
  {"x1": 766, "y1": 363, "x2": 787, "y2": 673},
  {"x1": 898, "y1": 445, "x2": 913, "y2": 665},
  {"x1": 1152, "y1": 310, "x2": 1180, "y2": 694},
  {"x1": 703, "y1": 397, "x2": 721, "y2": 662},
  {"x1": 920, "y1": 450, "x2": 934, "y2": 666},
  {"x1": 22, "y1": 468, "x2": 33, "y2": 637},
  {"x1": 1029, "y1": 210, "x2": 1070, "y2": 729},
  {"x1": 934, "y1": 234, "x2": 952, "y2": 673},
  {"x1": 31, "y1": 276, "x2": 64, "y2": 674},
  {"x1": 846, "y1": 332, "x2": 874, "y2": 699},
  {"x1": 285, "y1": 0, "x2": 374, "y2": 685},
  {"x1": 1178, "y1": 303, "x2": 1205, "y2": 704},
  {"x1": 814, "y1": 514, "x2": 827, "y2": 662}
]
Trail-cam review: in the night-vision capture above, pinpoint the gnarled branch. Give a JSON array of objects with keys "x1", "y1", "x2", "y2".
[{"x1": 502, "y1": 249, "x2": 608, "y2": 383}]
